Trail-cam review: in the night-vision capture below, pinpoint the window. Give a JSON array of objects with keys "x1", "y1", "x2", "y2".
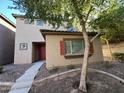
[
  {"x1": 36, "y1": 19, "x2": 44, "y2": 26},
  {"x1": 24, "y1": 19, "x2": 34, "y2": 24},
  {"x1": 64, "y1": 39, "x2": 84, "y2": 55}
]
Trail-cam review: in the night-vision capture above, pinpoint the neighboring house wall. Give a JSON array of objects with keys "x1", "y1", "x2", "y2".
[
  {"x1": 102, "y1": 42, "x2": 124, "y2": 60},
  {"x1": 45, "y1": 35, "x2": 103, "y2": 69},
  {"x1": 0, "y1": 18, "x2": 15, "y2": 32},
  {"x1": 14, "y1": 17, "x2": 68, "y2": 64},
  {"x1": 0, "y1": 15, "x2": 15, "y2": 65}
]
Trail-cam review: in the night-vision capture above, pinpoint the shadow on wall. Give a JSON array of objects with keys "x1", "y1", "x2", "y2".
[{"x1": 0, "y1": 24, "x2": 15, "y2": 65}]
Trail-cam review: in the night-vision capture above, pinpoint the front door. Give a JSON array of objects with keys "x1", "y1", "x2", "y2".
[{"x1": 39, "y1": 44, "x2": 46, "y2": 60}]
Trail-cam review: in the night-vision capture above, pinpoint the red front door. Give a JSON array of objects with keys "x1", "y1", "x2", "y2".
[{"x1": 39, "y1": 44, "x2": 46, "y2": 60}]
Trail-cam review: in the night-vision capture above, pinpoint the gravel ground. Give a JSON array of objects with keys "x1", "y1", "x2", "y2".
[
  {"x1": 0, "y1": 86, "x2": 10, "y2": 93},
  {"x1": 30, "y1": 61, "x2": 124, "y2": 93},
  {"x1": 35, "y1": 61, "x2": 124, "y2": 80},
  {"x1": 30, "y1": 72, "x2": 124, "y2": 93},
  {"x1": 0, "y1": 63, "x2": 32, "y2": 82},
  {"x1": 1, "y1": 61, "x2": 124, "y2": 93},
  {"x1": 88, "y1": 61, "x2": 124, "y2": 79},
  {"x1": 35, "y1": 63, "x2": 73, "y2": 80}
]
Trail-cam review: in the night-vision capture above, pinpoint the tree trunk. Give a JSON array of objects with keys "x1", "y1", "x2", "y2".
[
  {"x1": 101, "y1": 38, "x2": 112, "y2": 60},
  {"x1": 79, "y1": 25, "x2": 90, "y2": 92},
  {"x1": 106, "y1": 39, "x2": 112, "y2": 60}
]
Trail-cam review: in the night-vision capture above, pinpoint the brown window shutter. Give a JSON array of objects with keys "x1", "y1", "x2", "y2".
[
  {"x1": 60, "y1": 40, "x2": 65, "y2": 55},
  {"x1": 89, "y1": 42, "x2": 94, "y2": 54}
]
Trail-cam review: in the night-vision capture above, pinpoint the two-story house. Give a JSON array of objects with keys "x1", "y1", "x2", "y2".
[
  {"x1": 13, "y1": 14, "x2": 104, "y2": 69},
  {"x1": 13, "y1": 14, "x2": 70, "y2": 64}
]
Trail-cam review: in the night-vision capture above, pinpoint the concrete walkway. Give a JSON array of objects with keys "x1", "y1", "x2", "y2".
[{"x1": 8, "y1": 61, "x2": 44, "y2": 93}]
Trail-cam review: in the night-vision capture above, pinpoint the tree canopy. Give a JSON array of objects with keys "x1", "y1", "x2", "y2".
[
  {"x1": 90, "y1": 2, "x2": 124, "y2": 41},
  {"x1": 10, "y1": 0, "x2": 119, "y2": 30}
]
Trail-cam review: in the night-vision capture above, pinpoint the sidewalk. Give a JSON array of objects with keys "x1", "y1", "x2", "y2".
[{"x1": 8, "y1": 61, "x2": 44, "y2": 93}]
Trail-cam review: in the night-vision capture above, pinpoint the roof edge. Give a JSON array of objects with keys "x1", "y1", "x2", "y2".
[
  {"x1": 0, "y1": 13, "x2": 16, "y2": 28},
  {"x1": 40, "y1": 29, "x2": 99, "y2": 37},
  {"x1": 12, "y1": 14, "x2": 25, "y2": 18}
]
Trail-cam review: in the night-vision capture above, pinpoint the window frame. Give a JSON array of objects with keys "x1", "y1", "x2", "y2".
[{"x1": 64, "y1": 38, "x2": 84, "y2": 57}]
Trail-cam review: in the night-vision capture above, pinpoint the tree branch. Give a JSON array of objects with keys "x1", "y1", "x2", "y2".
[
  {"x1": 71, "y1": 0, "x2": 85, "y2": 24},
  {"x1": 90, "y1": 32, "x2": 101, "y2": 42},
  {"x1": 85, "y1": 5, "x2": 93, "y2": 23}
]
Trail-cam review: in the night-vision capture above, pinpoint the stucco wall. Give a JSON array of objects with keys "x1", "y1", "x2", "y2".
[
  {"x1": 14, "y1": 18, "x2": 44, "y2": 64},
  {"x1": 102, "y1": 42, "x2": 124, "y2": 60},
  {"x1": 0, "y1": 24, "x2": 15, "y2": 65},
  {"x1": 46, "y1": 35, "x2": 104, "y2": 69},
  {"x1": 14, "y1": 18, "x2": 69, "y2": 64}
]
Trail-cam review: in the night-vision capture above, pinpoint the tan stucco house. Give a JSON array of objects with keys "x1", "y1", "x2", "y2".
[
  {"x1": 13, "y1": 14, "x2": 103, "y2": 68},
  {"x1": 41, "y1": 30, "x2": 103, "y2": 69},
  {"x1": 0, "y1": 13, "x2": 16, "y2": 65}
]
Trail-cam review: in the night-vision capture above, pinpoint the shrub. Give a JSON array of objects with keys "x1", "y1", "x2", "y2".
[
  {"x1": 0, "y1": 66, "x2": 3, "y2": 73},
  {"x1": 112, "y1": 52, "x2": 124, "y2": 62}
]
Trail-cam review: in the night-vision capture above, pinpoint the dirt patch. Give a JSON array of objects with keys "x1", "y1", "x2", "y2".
[
  {"x1": 30, "y1": 72, "x2": 124, "y2": 93},
  {"x1": 0, "y1": 64, "x2": 32, "y2": 82}
]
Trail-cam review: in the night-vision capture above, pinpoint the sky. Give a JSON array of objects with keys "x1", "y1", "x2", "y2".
[{"x1": 0, "y1": 0, "x2": 23, "y2": 24}]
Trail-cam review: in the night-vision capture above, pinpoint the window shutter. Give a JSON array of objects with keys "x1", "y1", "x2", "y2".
[
  {"x1": 89, "y1": 42, "x2": 94, "y2": 54},
  {"x1": 60, "y1": 40, "x2": 65, "y2": 55}
]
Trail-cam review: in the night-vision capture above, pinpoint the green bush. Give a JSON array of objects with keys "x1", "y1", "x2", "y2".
[
  {"x1": 112, "y1": 52, "x2": 124, "y2": 62},
  {"x1": 0, "y1": 66, "x2": 3, "y2": 73}
]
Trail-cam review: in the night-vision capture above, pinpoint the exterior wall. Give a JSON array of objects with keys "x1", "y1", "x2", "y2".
[
  {"x1": 102, "y1": 42, "x2": 124, "y2": 60},
  {"x1": 0, "y1": 18, "x2": 15, "y2": 32},
  {"x1": 46, "y1": 35, "x2": 104, "y2": 69},
  {"x1": 14, "y1": 18, "x2": 69, "y2": 64},
  {"x1": 14, "y1": 18, "x2": 43, "y2": 64},
  {"x1": 0, "y1": 24, "x2": 15, "y2": 65}
]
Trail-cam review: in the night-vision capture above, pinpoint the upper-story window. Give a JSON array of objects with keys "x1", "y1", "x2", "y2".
[
  {"x1": 36, "y1": 19, "x2": 44, "y2": 26},
  {"x1": 24, "y1": 19, "x2": 34, "y2": 24}
]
